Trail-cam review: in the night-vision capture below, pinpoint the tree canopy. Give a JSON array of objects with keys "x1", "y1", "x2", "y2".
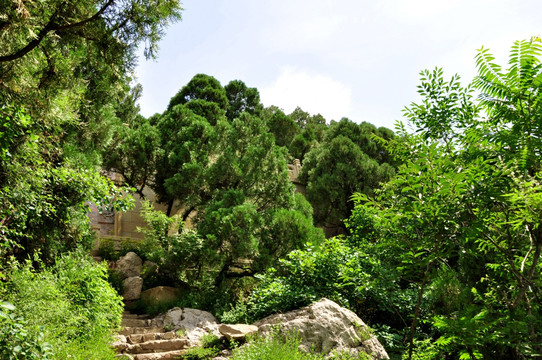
[
  {"x1": 349, "y1": 38, "x2": 542, "y2": 359},
  {"x1": 299, "y1": 118, "x2": 396, "y2": 236},
  {"x1": 0, "y1": 0, "x2": 182, "y2": 260}
]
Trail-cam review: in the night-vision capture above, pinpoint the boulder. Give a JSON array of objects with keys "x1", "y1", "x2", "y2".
[
  {"x1": 160, "y1": 307, "x2": 220, "y2": 346},
  {"x1": 117, "y1": 252, "x2": 143, "y2": 279},
  {"x1": 123, "y1": 276, "x2": 143, "y2": 301},
  {"x1": 140, "y1": 286, "x2": 180, "y2": 306},
  {"x1": 254, "y1": 298, "x2": 389, "y2": 359},
  {"x1": 218, "y1": 324, "x2": 258, "y2": 341}
]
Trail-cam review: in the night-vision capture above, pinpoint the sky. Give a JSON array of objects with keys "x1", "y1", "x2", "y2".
[{"x1": 135, "y1": 0, "x2": 540, "y2": 130}]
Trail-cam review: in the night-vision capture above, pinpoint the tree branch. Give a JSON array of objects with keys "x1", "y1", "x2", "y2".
[
  {"x1": 0, "y1": 10, "x2": 60, "y2": 62},
  {"x1": 0, "y1": 0, "x2": 115, "y2": 63},
  {"x1": 56, "y1": 0, "x2": 115, "y2": 31}
]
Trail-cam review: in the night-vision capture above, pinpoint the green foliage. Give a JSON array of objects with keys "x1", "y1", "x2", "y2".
[
  {"x1": 300, "y1": 123, "x2": 396, "y2": 235},
  {"x1": 98, "y1": 238, "x2": 118, "y2": 260},
  {"x1": 168, "y1": 74, "x2": 228, "y2": 111},
  {"x1": 0, "y1": 106, "x2": 134, "y2": 261},
  {"x1": 230, "y1": 330, "x2": 371, "y2": 360},
  {"x1": 0, "y1": 0, "x2": 178, "y2": 262},
  {"x1": 225, "y1": 80, "x2": 263, "y2": 121},
  {"x1": 237, "y1": 237, "x2": 403, "y2": 324},
  {"x1": 286, "y1": 107, "x2": 328, "y2": 161},
  {"x1": 0, "y1": 301, "x2": 51, "y2": 360},
  {"x1": 136, "y1": 201, "x2": 203, "y2": 286},
  {"x1": 400, "y1": 338, "x2": 442, "y2": 360},
  {"x1": 182, "y1": 346, "x2": 221, "y2": 360},
  {"x1": 104, "y1": 112, "x2": 161, "y2": 197},
  {"x1": 265, "y1": 108, "x2": 300, "y2": 148},
  {"x1": 231, "y1": 331, "x2": 322, "y2": 360},
  {"x1": 347, "y1": 38, "x2": 542, "y2": 359},
  {"x1": 181, "y1": 333, "x2": 222, "y2": 359},
  {"x1": 2, "y1": 251, "x2": 123, "y2": 359}
]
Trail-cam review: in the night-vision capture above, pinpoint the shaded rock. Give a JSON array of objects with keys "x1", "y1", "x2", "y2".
[
  {"x1": 117, "y1": 252, "x2": 142, "y2": 279},
  {"x1": 254, "y1": 298, "x2": 389, "y2": 359},
  {"x1": 123, "y1": 276, "x2": 143, "y2": 301},
  {"x1": 218, "y1": 324, "x2": 258, "y2": 341},
  {"x1": 140, "y1": 286, "x2": 180, "y2": 306}
]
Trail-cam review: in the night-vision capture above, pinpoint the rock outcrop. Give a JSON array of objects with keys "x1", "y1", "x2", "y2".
[
  {"x1": 117, "y1": 252, "x2": 143, "y2": 279},
  {"x1": 254, "y1": 298, "x2": 389, "y2": 359},
  {"x1": 114, "y1": 299, "x2": 389, "y2": 359},
  {"x1": 158, "y1": 307, "x2": 220, "y2": 347},
  {"x1": 123, "y1": 276, "x2": 143, "y2": 301}
]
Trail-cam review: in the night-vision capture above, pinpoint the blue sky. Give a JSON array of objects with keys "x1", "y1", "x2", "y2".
[{"x1": 136, "y1": 0, "x2": 540, "y2": 130}]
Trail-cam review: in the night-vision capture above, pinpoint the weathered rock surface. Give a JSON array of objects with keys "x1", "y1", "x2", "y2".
[
  {"x1": 140, "y1": 286, "x2": 180, "y2": 306},
  {"x1": 254, "y1": 298, "x2": 389, "y2": 359},
  {"x1": 159, "y1": 307, "x2": 220, "y2": 346},
  {"x1": 117, "y1": 252, "x2": 143, "y2": 279},
  {"x1": 123, "y1": 276, "x2": 143, "y2": 301},
  {"x1": 218, "y1": 324, "x2": 258, "y2": 341}
]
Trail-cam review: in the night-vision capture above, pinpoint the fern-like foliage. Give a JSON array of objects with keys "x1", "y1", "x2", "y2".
[{"x1": 473, "y1": 37, "x2": 542, "y2": 173}]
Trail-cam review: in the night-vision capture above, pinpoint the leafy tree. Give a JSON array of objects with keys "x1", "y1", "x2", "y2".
[
  {"x1": 325, "y1": 118, "x2": 395, "y2": 165},
  {"x1": 130, "y1": 77, "x2": 325, "y2": 307},
  {"x1": 168, "y1": 73, "x2": 228, "y2": 111},
  {"x1": 196, "y1": 113, "x2": 322, "y2": 289},
  {"x1": 103, "y1": 110, "x2": 161, "y2": 198},
  {"x1": 153, "y1": 104, "x2": 218, "y2": 217},
  {"x1": 289, "y1": 127, "x2": 319, "y2": 161},
  {"x1": 289, "y1": 106, "x2": 326, "y2": 129},
  {"x1": 0, "y1": 0, "x2": 182, "y2": 260},
  {"x1": 287, "y1": 107, "x2": 328, "y2": 161},
  {"x1": 225, "y1": 79, "x2": 263, "y2": 121},
  {"x1": 265, "y1": 108, "x2": 300, "y2": 148},
  {"x1": 350, "y1": 38, "x2": 542, "y2": 359},
  {"x1": 300, "y1": 119, "x2": 395, "y2": 236}
]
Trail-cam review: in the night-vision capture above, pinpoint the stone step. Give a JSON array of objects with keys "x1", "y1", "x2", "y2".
[
  {"x1": 133, "y1": 350, "x2": 187, "y2": 360},
  {"x1": 124, "y1": 338, "x2": 188, "y2": 354},
  {"x1": 120, "y1": 326, "x2": 165, "y2": 336},
  {"x1": 127, "y1": 331, "x2": 178, "y2": 344},
  {"x1": 122, "y1": 318, "x2": 151, "y2": 328},
  {"x1": 123, "y1": 313, "x2": 151, "y2": 320}
]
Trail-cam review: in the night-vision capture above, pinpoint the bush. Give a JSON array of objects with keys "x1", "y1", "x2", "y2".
[
  {"x1": 2, "y1": 250, "x2": 123, "y2": 359},
  {"x1": 231, "y1": 331, "x2": 322, "y2": 360},
  {"x1": 0, "y1": 301, "x2": 51, "y2": 360},
  {"x1": 231, "y1": 330, "x2": 372, "y2": 360},
  {"x1": 98, "y1": 237, "x2": 119, "y2": 260},
  {"x1": 181, "y1": 333, "x2": 223, "y2": 359},
  {"x1": 235, "y1": 237, "x2": 402, "y2": 324}
]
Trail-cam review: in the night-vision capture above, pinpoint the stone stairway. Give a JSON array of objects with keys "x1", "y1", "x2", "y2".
[{"x1": 113, "y1": 312, "x2": 189, "y2": 360}]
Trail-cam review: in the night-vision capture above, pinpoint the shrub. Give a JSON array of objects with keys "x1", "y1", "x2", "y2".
[
  {"x1": 0, "y1": 301, "x2": 51, "y2": 360},
  {"x1": 98, "y1": 237, "x2": 118, "y2": 260},
  {"x1": 237, "y1": 237, "x2": 401, "y2": 323},
  {"x1": 3, "y1": 250, "x2": 123, "y2": 359},
  {"x1": 231, "y1": 331, "x2": 372, "y2": 360},
  {"x1": 181, "y1": 333, "x2": 222, "y2": 359},
  {"x1": 231, "y1": 331, "x2": 321, "y2": 360}
]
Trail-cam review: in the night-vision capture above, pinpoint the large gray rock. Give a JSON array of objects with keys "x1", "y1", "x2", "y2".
[
  {"x1": 160, "y1": 307, "x2": 220, "y2": 346},
  {"x1": 117, "y1": 252, "x2": 143, "y2": 279},
  {"x1": 123, "y1": 276, "x2": 143, "y2": 301},
  {"x1": 254, "y1": 298, "x2": 389, "y2": 359}
]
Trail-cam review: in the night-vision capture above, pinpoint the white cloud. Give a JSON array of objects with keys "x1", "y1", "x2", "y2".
[{"x1": 260, "y1": 66, "x2": 352, "y2": 121}]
